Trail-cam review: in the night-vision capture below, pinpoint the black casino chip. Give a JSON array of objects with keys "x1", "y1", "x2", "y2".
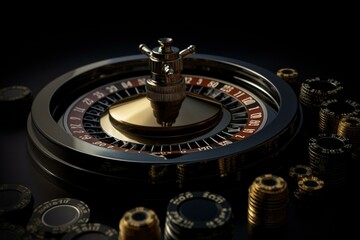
[
  {"x1": 61, "y1": 223, "x2": 118, "y2": 240},
  {"x1": 0, "y1": 85, "x2": 32, "y2": 103},
  {"x1": 164, "y1": 191, "x2": 234, "y2": 240},
  {"x1": 0, "y1": 222, "x2": 33, "y2": 240},
  {"x1": 26, "y1": 198, "x2": 90, "y2": 239},
  {"x1": 0, "y1": 85, "x2": 33, "y2": 125},
  {"x1": 0, "y1": 184, "x2": 34, "y2": 225}
]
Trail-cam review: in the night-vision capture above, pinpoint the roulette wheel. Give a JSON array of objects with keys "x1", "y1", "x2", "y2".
[
  {"x1": 26, "y1": 37, "x2": 302, "y2": 196},
  {"x1": 1, "y1": 24, "x2": 354, "y2": 239}
]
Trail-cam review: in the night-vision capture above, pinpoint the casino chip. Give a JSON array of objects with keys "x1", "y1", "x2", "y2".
[
  {"x1": 247, "y1": 174, "x2": 289, "y2": 229},
  {"x1": 119, "y1": 206, "x2": 161, "y2": 240},
  {"x1": 26, "y1": 198, "x2": 90, "y2": 239},
  {"x1": 164, "y1": 191, "x2": 234, "y2": 240},
  {"x1": 308, "y1": 133, "x2": 352, "y2": 190},
  {"x1": 61, "y1": 223, "x2": 118, "y2": 240},
  {"x1": 0, "y1": 184, "x2": 34, "y2": 225},
  {"x1": 0, "y1": 85, "x2": 32, "y2": 102},
  {"x1": 288, "y1": 164, "x2": 313, "y2": 191},
  {"x1": 0, "y1": 85, "x2": 33, "y2": 125},
  {"x1": 0, "y1": 222, "x2": 33, "y2": 240},
  {"x1": 289, "y1": 164, "x2": 313, "y2": 181},
  {"x1": 276, "y1": 68, "x2": 299, "y2": 90}
]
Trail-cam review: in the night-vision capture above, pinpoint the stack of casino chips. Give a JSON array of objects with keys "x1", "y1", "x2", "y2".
[
  {"x1": 247, "y1": 174, "x2": 289, "y2": 229},
  {"x1": 164, "y1": 191, "x2": 234, "y2": 240},
  {"x1": 308, "y1": 133, "x2": 352, "y2": 191},
  {"x1": 299, "y1": 77, "x2": 344, "y2": 134},
  {"x1": 119, "y1": 206, "x2": 161, "y2": 240},
  {"x1": 318, "y1": 99, "x2": 360, "y2": 133},
  {"x1": 337, "y1": 116, "x2": 360, "y2": 160}
]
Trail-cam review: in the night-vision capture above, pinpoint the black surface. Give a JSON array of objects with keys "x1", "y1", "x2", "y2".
[{"x1": 1, "y1": 19, "x2": 357, "y2": 239}]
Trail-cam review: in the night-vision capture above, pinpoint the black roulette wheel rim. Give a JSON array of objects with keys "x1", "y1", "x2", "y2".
[{"x1": 27, "y1": 53, "x2": 302, "y2": 193}]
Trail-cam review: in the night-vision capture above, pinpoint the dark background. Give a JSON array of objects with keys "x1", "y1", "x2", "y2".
[
  {"x1": 1, "y1": 11, "x2": 358, "y2": 239},
  {"x1": 2, "y1": 18, "x2": 358, "y2": 107},
  {"x1": 2, "y1": 7, "x2": 356, "y2": 90}
]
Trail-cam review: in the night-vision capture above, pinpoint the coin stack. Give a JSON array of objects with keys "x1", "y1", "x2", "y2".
[
  {"x1": 308, "y1": 133, "x2": 352, "y2": 191},
  {"x1": 318, "y1": 99, "x2": 360, "y2": 133},
  {"x1": 119, "y1": 207, "x2": 161, "y2": 240},
  {"x1": 247, "y1": 174, "x2": 289, "y2": 229}
]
